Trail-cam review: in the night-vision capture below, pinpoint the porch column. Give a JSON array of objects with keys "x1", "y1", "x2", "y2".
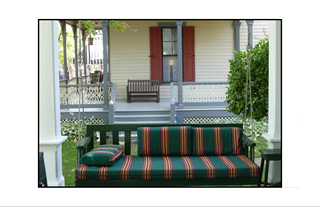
[
  {"x1": 72, "y1": 25, "x2": 79, "y2": 84},
  {"x1": 108, "y1": 23, "x2": 111, "y2": 82},
  {"x1": 61, "y1": 20, "x2": 68, "y2": 81},
  {"x1": 39, "y1": 20, "x2": 68, "y2": 186},
  {"x1": 234, "y1": 20, "x2": 241, "y2": 52},
  {"x1": 82, "y1": 29, "x2": 87, "y2": 84},
  {"x1": 246, "y1": 20, "x2": 254, "y2": 45},
  {"x1": 101, "y1": 20, "x2": 109, "y2": 111},
  {"x1": 262, "y1": 20, "x2": 281, "y2": 184},
  {"x1": 176, "y1": 20, "x2": 184, "y2": 109}
]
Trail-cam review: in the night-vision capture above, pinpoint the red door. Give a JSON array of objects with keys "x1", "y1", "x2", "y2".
[
  {"x1": 183, "y1": 26, "x2": 195, "y2": 82},
  {"x1": 149, "y1": 27, "x2": 162, "y2": 84}
]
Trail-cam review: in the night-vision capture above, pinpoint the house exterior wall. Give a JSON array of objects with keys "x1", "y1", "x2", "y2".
[
  {"x1": 240, "y1": 20, "x2": 269, "y2": 51},
  {"x1": 109, "y1": 20, "x2": 269, "y2": 100}
]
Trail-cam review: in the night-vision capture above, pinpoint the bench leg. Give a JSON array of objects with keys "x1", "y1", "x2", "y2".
[
  {"x1": 264, "y1": 160, "x2": 270, "y2": 187},
  {"x1": 258, "y1": 158, "x2": 264, "y2": 187}
]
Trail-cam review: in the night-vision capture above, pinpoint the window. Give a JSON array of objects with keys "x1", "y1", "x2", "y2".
[
  {"x1": 149, "y1": 26, "x2": 195, "y2": 84},
  {"x1": 162, "y1": 28, "x2": 178, "y2": 83}
]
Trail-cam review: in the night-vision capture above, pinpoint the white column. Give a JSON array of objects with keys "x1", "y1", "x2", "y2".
[
  {"x1": 39, "y1": 20, "x2": 68, "y2": 186},
  {"x1": 176, "y1": 20, "x2": 184, "y2": 109},
  {"x1": 262, "y1": 20, "x2": 281, "y2": 183}
]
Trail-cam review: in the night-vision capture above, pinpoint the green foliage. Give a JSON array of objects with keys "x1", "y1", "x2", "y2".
[
  {"x1": 225, "y1": 30, "x2": 269, "y2": 121},
  {"x1": 202, "y1": 116, "x2": 268, "y2": 139},
  {"x1": 82, "y1": 20, "x2": 130, "y2": 35},
  {"x1": 81, "y1": 20, "x2": 97, "y2": 36},
  {"x1": 58, "y1": 24, "x2": 75, "y2": 68},
  {"x1": 61, "y1": 118, "x2": 105, "y2": 141}
]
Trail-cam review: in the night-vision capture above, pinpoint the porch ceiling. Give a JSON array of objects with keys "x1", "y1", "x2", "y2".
[{"x1": 65, "y1": 20, "x2": 103, "y2": 29}]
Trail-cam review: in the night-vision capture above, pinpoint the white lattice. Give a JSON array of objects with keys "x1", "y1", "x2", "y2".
[
  {"x1": 173, "y1": 83, "x2": 228, "y2": 103},
  {"x1": 60, "y1": 86, "x2": 104, "y2": 105},
  {"x1": 184, "y1": 116, "x2": 237, "y2": 124},
  {"x1": 61, "y1": 118, "x2": 104, "y2": 125}
]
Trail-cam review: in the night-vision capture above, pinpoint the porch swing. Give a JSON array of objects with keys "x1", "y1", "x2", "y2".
[{"x1": 244, "y1": 21, "x2": 255, "y2": 141}]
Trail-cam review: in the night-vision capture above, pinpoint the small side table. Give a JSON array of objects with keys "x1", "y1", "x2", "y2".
[{"x1": 258, "y1": 149, "x2": 281, "y2": 187}]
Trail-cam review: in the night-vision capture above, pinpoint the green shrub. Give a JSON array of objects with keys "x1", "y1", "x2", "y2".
[
  {"x1": 202, "y1": 116, "x2": 268, "y2": 140},
  {"x1": 225, "y1": 29, "x2": 269, "y2": 122},
  {"x1": 61, "y1": 117, "x2": 104, "y2": 141}
]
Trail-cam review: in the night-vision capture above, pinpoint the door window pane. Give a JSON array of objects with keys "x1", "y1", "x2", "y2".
[
  {"x1": 163, "y1": 56, "x2": 178, "y2": 82},
  {"x1": 172, "y1": 28, "x2": 177, "y2": 41},
  {"x1": 173, "y1": 42, "x2": 178, "y2": 55},
  {"x1": 163, "y1": 29, "x2": 172, "y2": 41},
  {"x1": 163, "y1": 42, "x2": 172, "y2": 55}
]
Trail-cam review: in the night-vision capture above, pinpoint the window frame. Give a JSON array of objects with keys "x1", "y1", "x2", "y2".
[{"x1": 161, "y1": 27, "x2": 179, "y2": 84}]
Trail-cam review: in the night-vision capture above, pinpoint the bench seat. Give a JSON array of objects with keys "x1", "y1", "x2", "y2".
[{"x1": 75, "y1": 155, "x2": 259, "y2": 181}]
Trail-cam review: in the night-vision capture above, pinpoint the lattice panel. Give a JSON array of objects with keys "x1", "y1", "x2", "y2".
[
  {"x1": 173, "y1": 84, "x2": 228, "y2": 103},
  {"x1": 60, "y1": 85, "x2": 112, "y2": 105},
  {"x1": 60, "y1": 118, "x2": 104, "y2": 125},
  {"x1": 184, "y1": 116, "x2": 237, "y2": 124}
]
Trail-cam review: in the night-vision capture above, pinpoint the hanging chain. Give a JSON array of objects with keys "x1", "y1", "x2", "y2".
[
  {"x1": 77, "y1": 20, "x2": 86, "y2": 142},
  {"x1": 245, "y1": 21, "x2": 254, "y2": 141}
]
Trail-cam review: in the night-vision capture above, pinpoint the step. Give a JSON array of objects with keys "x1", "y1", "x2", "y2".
[
  {"x1": 114, "y1": 114, "x2": 170, "y2": 122},
  {"x1": 115, "y1": 110, "x2": 170, "y2": 116},
  {"x1": 114, "y1": 120, "x2": 171, "y2": 124}
]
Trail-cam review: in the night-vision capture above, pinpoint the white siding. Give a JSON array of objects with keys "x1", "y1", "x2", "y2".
[
  {"x1": 187, "y1": 20, "x2": 234, "y2": 82},
  {"x1": 110, "y1": 21, "x2": 157, "y2": 99},
  {"x1": 240, "y1": 20, "x2": 269, "y2": 51},
  {"x1": 109, "y1": 20, "x2": 253, "y2": 99}
]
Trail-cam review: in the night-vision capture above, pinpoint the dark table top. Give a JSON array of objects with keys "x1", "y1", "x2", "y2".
[{"x1": 259, "y1": 149, "x2": 281, "y2": 161}]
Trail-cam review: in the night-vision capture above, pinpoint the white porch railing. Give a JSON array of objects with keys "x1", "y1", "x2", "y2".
[
  {"x1": 59, "y1": 83, "x2": 112, "y2": 106},
  {"x1": 172, "y1": 82, "x2": 229, "y2": 104}
]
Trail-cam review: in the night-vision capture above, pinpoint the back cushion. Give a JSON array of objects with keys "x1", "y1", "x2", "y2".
[
  {"x1": 193, "y1": 127, "x2": 243, "y2": 156},
  {"x1": 137, "y1": 126, "x2": 192, "y2": 156}
]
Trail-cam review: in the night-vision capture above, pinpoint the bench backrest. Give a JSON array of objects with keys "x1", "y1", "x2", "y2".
[
  {"x1": 85, "y1": 123, "x2": 244, "y2": 156},
  {"x1": 137, "y1": 126, "x2": 243, "y2": 156},
  {"x1": 127, "y1": 79, "x2": 159, "y2": 92}
]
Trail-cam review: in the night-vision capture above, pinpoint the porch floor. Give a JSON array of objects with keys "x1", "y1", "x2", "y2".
[{"x1": 115, "y1": 99, "x2": 171, "y2": 111}]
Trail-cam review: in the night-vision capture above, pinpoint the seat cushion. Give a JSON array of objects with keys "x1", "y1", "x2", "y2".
[
  {"x1": 75, "y1": 155, "x2": 259, "y2": 180},
  {"x1": 137, "y1": 126, "x2": 192, "y2": 156},
  {"x1": 193, "y1": 127, "x2": 243, "y2": 156},
  {"x1": 80, "y1": 145, "x2": 124, "y2": 166}
]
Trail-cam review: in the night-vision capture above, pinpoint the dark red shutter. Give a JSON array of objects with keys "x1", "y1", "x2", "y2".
[
  {"x1": 150, "y1": 27, "x2": 162, "y2": 84},
  {"x1": 183, "y1": 26, "x2": 195, "y2": 82}
]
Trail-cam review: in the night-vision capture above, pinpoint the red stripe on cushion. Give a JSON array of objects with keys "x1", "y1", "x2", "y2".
[
  {"x1": 142, "y1": 157, "x2": 153, "y2": 179},
  {"x1": 181, "y1": 156, "x2": 195, "y2": 179},
  {"x1": 162, "y1": 156, "x2": 173, "y2": 179},
  {"x1": 98, "y1": 166, "x2": 110, "y2": 180},
  {"x1": 231, "y1": 127, "x2": 241, "y2": 155},
  {"x1": 95, "y1": 145, "x2": 122, "y2": 152},
  {"x1": 237, "y1": 155, "x2": 259, "y2": 177},
  {"x1": 76, "y1": 164, "x2": 89, "y2": 180},
  {"x1": 200, "y1": 156, "x2": 216, "y2": 178},
  {"x1": 109, "y1": 148, "x2": 124, "y2": 162},
  {"x1": 219, "y1": 156, "x2": 238, "y2": 178},
  {"x1": 213, "y1": 128, "x2": 223, "y2": 155},
  {"x1": 120, "y1": 156, "x2": 133, "y2": 180},
  {"x1": 179, "y1": 127, "x2": 189, "y2": 155},
  {"x1": 87, "y1": 151, "x2": 115, "y2": 155},
  {"x1": 161, "y1": 127, "x2": 170, "y2": 155},
  {"x1": 196, "y1": 128, "x2": 204, "y2": 155},
  {"x1": 141, "y1": 127, "x2": 151, "y2": 156}
]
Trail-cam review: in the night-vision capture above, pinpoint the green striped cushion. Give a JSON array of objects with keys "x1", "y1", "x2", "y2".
[
  {"x1": 193, "y1": 127, "x2": 243, "y2": 156},
  {"x1": 80, "y1": 145, "x2": 124, "y2": 166},
  {"x1": 75, "y1": 155, "x2": 259, "y2": 180},
  {"x1": 137, "y1": 126, "x2": 192, "y2": 156}
]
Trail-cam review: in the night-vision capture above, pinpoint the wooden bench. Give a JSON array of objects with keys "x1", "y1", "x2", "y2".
[
  {"x1": 127, "y1": 79, "x2": 160, "y2": 103},
  {"x1": 75, "y1": 123, "x2": 259, "y2": 187}
]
